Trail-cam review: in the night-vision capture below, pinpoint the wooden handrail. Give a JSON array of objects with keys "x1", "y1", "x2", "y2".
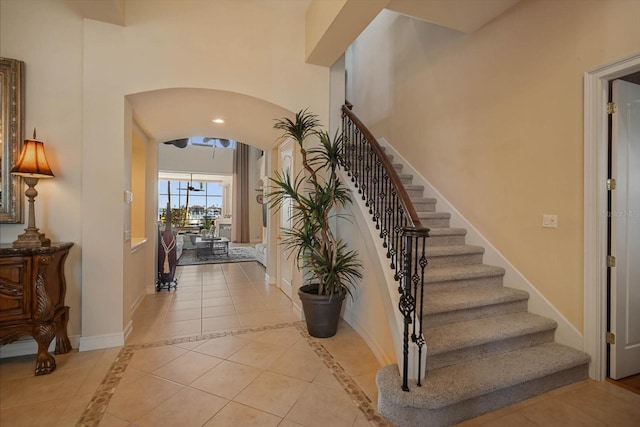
[{"x1": 341, "y1": 105, "x2": 429, "y2": 234}]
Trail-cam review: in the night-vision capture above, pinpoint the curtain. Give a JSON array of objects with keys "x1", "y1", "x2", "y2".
[{"x1": 232, "y1": 142, "x2": 250, "y2": 242}]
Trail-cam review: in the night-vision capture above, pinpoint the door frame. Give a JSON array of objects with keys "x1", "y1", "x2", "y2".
[
  {"x1": 276, "y1": 137, "x2": 295, "y2": 301},
  {"x1": 584, "y1": 51, "x2": 640, "y2": 381}
]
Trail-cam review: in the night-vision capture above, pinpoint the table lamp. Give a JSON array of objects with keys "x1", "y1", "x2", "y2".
[{"x1": 10, "y1": 130, "x2": 55, "y2": 248}]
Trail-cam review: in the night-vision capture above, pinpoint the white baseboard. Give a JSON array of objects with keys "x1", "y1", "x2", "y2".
[
  {"x1": 123, "y1": 320, "x2": 134, "y2": 342},
  {"x1": 0, "y1": 335, "x2": 81, "y2": 358},
  {"x1": 379, "y1": 138, "x2": 583, "y2": 350},
  {"x1": 265, "y1": 273, "x2": 276, "y2": 286},
  {"x1": 79, "y1": 332, "x2": 125, "y2": 352}
]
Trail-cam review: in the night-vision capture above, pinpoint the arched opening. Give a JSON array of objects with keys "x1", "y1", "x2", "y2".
[{"x1": 122, "y1": 87, "x2": 295, "y2": 340}]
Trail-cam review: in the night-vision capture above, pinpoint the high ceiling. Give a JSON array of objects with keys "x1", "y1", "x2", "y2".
[
  {"x1": 127, "y1": 88, "x2": 291, "y2": 151},
  {"x1": 71, "y1": 0, "x2": 519, "y2": 150}
]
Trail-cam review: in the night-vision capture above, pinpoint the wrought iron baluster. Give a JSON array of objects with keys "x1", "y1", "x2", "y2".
[{"x1": 341, "y1": 104, "x2": 429, "y2": 392}]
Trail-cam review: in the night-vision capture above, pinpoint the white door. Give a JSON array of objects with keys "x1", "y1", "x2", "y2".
[
  {"x1": 277, "y1": 139, "x2": 294, "y2": 300},
  {"x1": 610, "y1": 79, "x2": 640, "y2": 379}
]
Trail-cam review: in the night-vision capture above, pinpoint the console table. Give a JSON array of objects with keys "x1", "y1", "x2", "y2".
[{"x1": 0, "y1": 242, "x2": 73, "y2": 375}]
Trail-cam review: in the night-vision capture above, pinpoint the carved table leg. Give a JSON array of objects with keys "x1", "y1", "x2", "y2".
[
  {"x1": 33, "y1": 324, "x2": 56, "y2": 376},
  {"x1": 54, "y1": 306, "x2": 72, "y2": 354}
]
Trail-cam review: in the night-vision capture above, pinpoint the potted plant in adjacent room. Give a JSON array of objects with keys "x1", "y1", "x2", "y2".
[{"x1": 269, "y1": 110, "x2": 362, "y2": 338}]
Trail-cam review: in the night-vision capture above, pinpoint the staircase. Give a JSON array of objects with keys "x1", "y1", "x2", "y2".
[{"x1": 374, "y1": 153, "x2": 590, "y2": 427}]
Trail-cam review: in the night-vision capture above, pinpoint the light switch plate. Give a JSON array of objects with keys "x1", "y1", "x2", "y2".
[{"x1": 124, "y1": 191, "x2": 133, "y2": 203}]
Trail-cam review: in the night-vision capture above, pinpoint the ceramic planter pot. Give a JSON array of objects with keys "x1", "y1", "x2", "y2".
[{"x1": 298, "y1": 284, "x2": 345, "y2": 338}]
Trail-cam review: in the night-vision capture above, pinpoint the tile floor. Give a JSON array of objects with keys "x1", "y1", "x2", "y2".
[{"x1": 1, "y1": 261, "x2": 640, "y2": 426}]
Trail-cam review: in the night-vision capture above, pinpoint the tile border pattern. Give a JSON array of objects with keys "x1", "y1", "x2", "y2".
[{"x1": 75, "y1": 321, "x2": 393, "y2": 427}]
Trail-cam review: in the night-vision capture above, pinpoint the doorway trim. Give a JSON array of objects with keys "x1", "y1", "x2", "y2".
[{"x1": 584, "y1": 51, "x2": 640, "y2": 381}]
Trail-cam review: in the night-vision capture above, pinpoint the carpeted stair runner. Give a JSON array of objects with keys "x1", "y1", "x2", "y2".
[{"x1": 374, "y1": 157, "x2": 590, "y2": 426}]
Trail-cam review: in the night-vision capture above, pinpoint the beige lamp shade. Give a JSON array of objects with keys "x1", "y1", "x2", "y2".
[{"x1": 11, "y1": 139, "x2": 55, "y2": 178}]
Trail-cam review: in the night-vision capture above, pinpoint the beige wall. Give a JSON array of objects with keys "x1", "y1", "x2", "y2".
[
  {"x1": 1, "y1": 0, "x2": 330, "y2": 347},
  {"x1": 347, "y1": 0, "x2": 640, "y2": 332},
  {"x1": 0, "y1": 0, "x2": 84, "y2": 339},
  {"x1": 131, "y1": 126, "x2": 146, "y2": 239}
]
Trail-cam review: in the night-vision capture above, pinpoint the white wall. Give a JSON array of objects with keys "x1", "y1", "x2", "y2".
[
  {"x1": 1, "y1": 0, "x2": 330, "y2": 350},
  {"x1": 346, "y1": 0, "x2": 640, "y2": 332}
]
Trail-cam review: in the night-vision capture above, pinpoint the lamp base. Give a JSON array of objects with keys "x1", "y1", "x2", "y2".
[{"x1": 13, "y1": 229, "x2": 51, "y2": 248}]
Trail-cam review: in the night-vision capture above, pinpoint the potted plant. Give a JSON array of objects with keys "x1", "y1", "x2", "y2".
[{"x1": 269, "y1": 110, "x2": 362, "y2": 338}]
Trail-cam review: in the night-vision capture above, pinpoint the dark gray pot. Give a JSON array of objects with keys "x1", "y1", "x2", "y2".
[{"x1": 298, "y1": 284, "x2": 345, "y2": 338}]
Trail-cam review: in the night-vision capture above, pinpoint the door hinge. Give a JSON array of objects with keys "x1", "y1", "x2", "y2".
[
  {"x1": 607, "y1": 255, "x2": 616, "y2": 267},
  {"x1": 607, "y1": 102, "x2": 617, "y2": 114},
  {"x1": 606, "y1": 331, "x2": 616, "y2": 344},
  {"x1": 607, "y1": 178, "x2": 616, "y2": 190}
]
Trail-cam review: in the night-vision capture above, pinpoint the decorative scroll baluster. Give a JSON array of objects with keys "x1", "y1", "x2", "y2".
[{"x1": 341, "y1": 104, "x2": 430, "y2": 392}]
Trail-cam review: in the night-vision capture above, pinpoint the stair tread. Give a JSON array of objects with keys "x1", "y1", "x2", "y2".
[
  {"x1": 417, "y1": 212, "x2": 451, "y2": 219},
  {"x1": 425, "y1": 312, "x2": 556, "y2": 353},
  {"x1": 410, "y1": 197, "x2": 436, "y2": 203},
  {"x1": 424, "y1": 286, "x2": 528, "y2": 315},
  {"x1": 377, "y1": 342, "x2": 590, "y2": 410},
  {"x1": 426, "y1": 264, "x2": 505, "y2": 283},
  {"x1": 425, "y1": 227, "x2": 466, "y2": 236},
  {"x1": 427, "y1": 245, "x2": 484, "y2": 256}
]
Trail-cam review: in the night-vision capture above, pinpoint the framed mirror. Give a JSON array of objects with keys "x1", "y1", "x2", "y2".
[{"x1": 0, "y1": 57, "x2": 25, "y2": 223}]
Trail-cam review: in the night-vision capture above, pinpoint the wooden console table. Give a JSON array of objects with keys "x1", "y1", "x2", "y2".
[{"x1": 0, "y1": 242, "x2": 73, "y2": 375}]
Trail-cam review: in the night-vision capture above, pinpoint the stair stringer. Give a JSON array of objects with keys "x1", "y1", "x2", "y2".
[
  {"x1": 378, "y1": 137, "x2": 583, "y2": 351},
  {"x1": 335, "y1": 168, "x2": 427, "y2": 381}
]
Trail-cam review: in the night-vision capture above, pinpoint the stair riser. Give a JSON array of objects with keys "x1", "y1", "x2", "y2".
[
  {"x1": 426, "y1": 329, "x2": 556, "y2": 371},
  {"x1": 378, "y1": 364, "x2": 589, "y2": 427},
  {"x1": 426, "y1": 275, "x2": 505, "y2": 293},
  {"x1": 426, "y1": 234, "x2": 466, "y2": 246},
  {"x1": 406, "y1": 188, "x2": 424, "y2": 198},
  {"x1": 420, "y1": 218, "x2": 450, "y2": 228},
  {"x1": 426, "y1": 253, "x2": 483, "y2": 268},
  {"x1": 400, "y1": 176, "x2": 412, "y2": 185},
  {"x1": 424, "y1": 300, "x2": 528, "y2": 328}
]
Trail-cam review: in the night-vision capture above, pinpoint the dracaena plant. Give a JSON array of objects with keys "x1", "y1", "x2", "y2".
[{"x1": 269, "y1": 110, "x2": 362, "y2": 298}]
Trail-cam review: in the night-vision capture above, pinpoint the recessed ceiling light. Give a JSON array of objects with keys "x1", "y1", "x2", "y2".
[{"x1": 212, "y1": 118, "x2": 224, "y2": 124}]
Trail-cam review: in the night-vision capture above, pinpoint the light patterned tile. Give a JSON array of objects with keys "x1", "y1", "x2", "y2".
[
  {"x1": 152, "y1": 351, "x2": 223, "y2": 385},
  {"x1": 202, "y1": 315, "x2": 241, "y2": 332},
  {"x1": 193, "y1": 335, "x2": 252, "y2": 359},
  {"x1": 234, "y1": 371, "x2": 309, "y2": 417},
  {"x1": 106, "y1": 374, "x2": 183, "y2": 421},
  {"x1": 518, "y1": 398, "x2": 605, "y2": 426},
  {"x1": 127, "y1": 345, "x2": 187, "y2": 373},
  {"x1": 0, "y1": 396, "x2": 69, "y2": 426},
  {"x1": 268, "y1": 348, "x2": 323, "y2": 382},
  {"x1": 202, "y1": 304, "x2": 236, "y2": 318},
  {"x1": 227, "y1": 340, "x2": 288, "y2": 369},
  {"x1": 203, "y1": 401, "x2": 281, "y2": 427},
  {"x1": 190, "y1": 360, "x2": 262, "y2": 400},
  {"x1": 134, "y1": 386, "x2": 227, "y2": 427},
  {"x1": 285, "y1": 382, "x2": 361, "y2": 427}
]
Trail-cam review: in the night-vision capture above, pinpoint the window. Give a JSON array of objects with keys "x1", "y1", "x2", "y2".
[{"x1": 158, "y1": 173, "x2": 229, "y2": 228}]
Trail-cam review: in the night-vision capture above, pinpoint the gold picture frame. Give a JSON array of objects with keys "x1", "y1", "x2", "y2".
[{"x1": 0, "y1": 57, "x2": 25, "y2": 223}]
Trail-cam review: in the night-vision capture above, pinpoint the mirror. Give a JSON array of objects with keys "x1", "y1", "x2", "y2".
[{"x1": 0, "y1": 57, "x2": 25, "y2": 223}]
